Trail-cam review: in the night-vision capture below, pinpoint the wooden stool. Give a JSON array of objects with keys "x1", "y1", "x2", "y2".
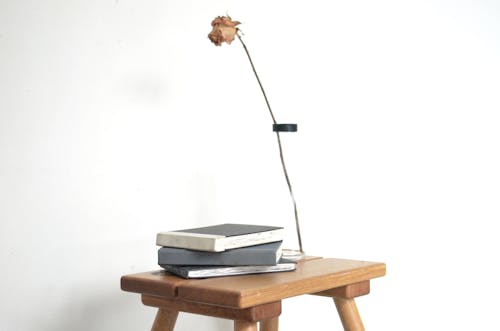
[{"x1": 121, "y1": 257, "x2": 386, "y2": 331}]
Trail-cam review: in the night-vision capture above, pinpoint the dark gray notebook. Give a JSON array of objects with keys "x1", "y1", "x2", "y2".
[
  {"x1": 160, "y1": 259, "x2": 296, "y2": 279},
  {"x1": 158, "y1": 241, "x2": 283, "y2": 266}
]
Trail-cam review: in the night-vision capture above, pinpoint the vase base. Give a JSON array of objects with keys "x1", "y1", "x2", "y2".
[{"x1": 281, "y1": 248, "x2": 306, "y2": 261}]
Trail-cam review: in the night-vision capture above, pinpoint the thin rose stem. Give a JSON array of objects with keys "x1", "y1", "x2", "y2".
[{"x1": 236, "y1": 33, "x2": 304, "y2": 253}]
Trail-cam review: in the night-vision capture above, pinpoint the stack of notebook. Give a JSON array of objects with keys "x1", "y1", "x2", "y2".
[{"x1": 156, "y1": 223, "x2": 296, "y2": 278}]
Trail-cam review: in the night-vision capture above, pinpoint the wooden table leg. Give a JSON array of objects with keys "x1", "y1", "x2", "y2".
[
  {"x1": 260, "y1": 316, "x2": 279, "y2": 331},
  {"x1": 151, "y1": 308, "x2": 178, "y2": 331},
  {"x1": 234, "y1": 320, "x2": 258, "y2": 331},
  {"x1": 334, "y1": 298, "x2": 365, "y2": 331}
]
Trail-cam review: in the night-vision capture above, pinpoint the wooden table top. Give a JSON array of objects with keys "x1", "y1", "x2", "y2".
[{"x1": 121, "y1": 257, "x2": 386, "y2": 308}]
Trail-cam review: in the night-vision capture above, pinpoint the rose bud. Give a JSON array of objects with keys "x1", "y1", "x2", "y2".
[{"x1": 208, "y1": 16, "x2": 241, "y2": 46}]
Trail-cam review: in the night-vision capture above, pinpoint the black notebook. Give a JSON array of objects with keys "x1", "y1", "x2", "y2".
[{"x1": 156, "y1": 223, "x2": 284, "y2": 252}]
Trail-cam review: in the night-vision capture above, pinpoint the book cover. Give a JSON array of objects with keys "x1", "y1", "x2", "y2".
[
  {"x1": 160, "y1": 260, "x2": 296, "y2": 279},
  {"x1": 156, "y1": 223, "x2": 284, "y2": 252},
  {"x1": 158, "y1": 241, "x2": 283, "y2": 266}
]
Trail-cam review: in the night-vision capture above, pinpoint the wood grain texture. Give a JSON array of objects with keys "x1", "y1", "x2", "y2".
[
  {"x1": 142, "y1": 295, "x2": 281, "y2": 322},
  {"x1": 151, "y1": 309, "x2": 178, "y2": 331},
  {"x1": 121, "y1": 270, "x2": 188, "y2": 298},
  {"x1": 260, "y1": 317, "x2": 279, "y2": 331},
  {"x1": 234, "y1": 320, "x2": 258, "y2": 331},
  {"x1": 177, "y1": 258, "x2": 385, "y2": 308},
  {"x1": 312, "y1": 281, "x2": 370, "y2": 298},
  {"x1": 334, "y1": 298, "x2": 365, "y2": 331},
  {"x1": 298, "y1": 256, "x2": 323, "y2": 262}
]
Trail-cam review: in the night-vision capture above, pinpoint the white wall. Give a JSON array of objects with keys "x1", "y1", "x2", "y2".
[{"x1": 1, "y1": 0, "x2": 499, "y2": 330}]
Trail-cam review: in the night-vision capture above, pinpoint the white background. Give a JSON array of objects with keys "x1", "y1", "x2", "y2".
[{"x1": 1, "y1": 0, "x2": 499, "y2": 330}]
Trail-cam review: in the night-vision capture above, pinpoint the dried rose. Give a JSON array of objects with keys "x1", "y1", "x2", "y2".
[{"x1": 208, "y1": 16, "x2": 241, "y2": 46}]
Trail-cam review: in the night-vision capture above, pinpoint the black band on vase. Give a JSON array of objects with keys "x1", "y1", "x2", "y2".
[{"x1": 273, "y1": 124, "x2": 298, "y2": 132}]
